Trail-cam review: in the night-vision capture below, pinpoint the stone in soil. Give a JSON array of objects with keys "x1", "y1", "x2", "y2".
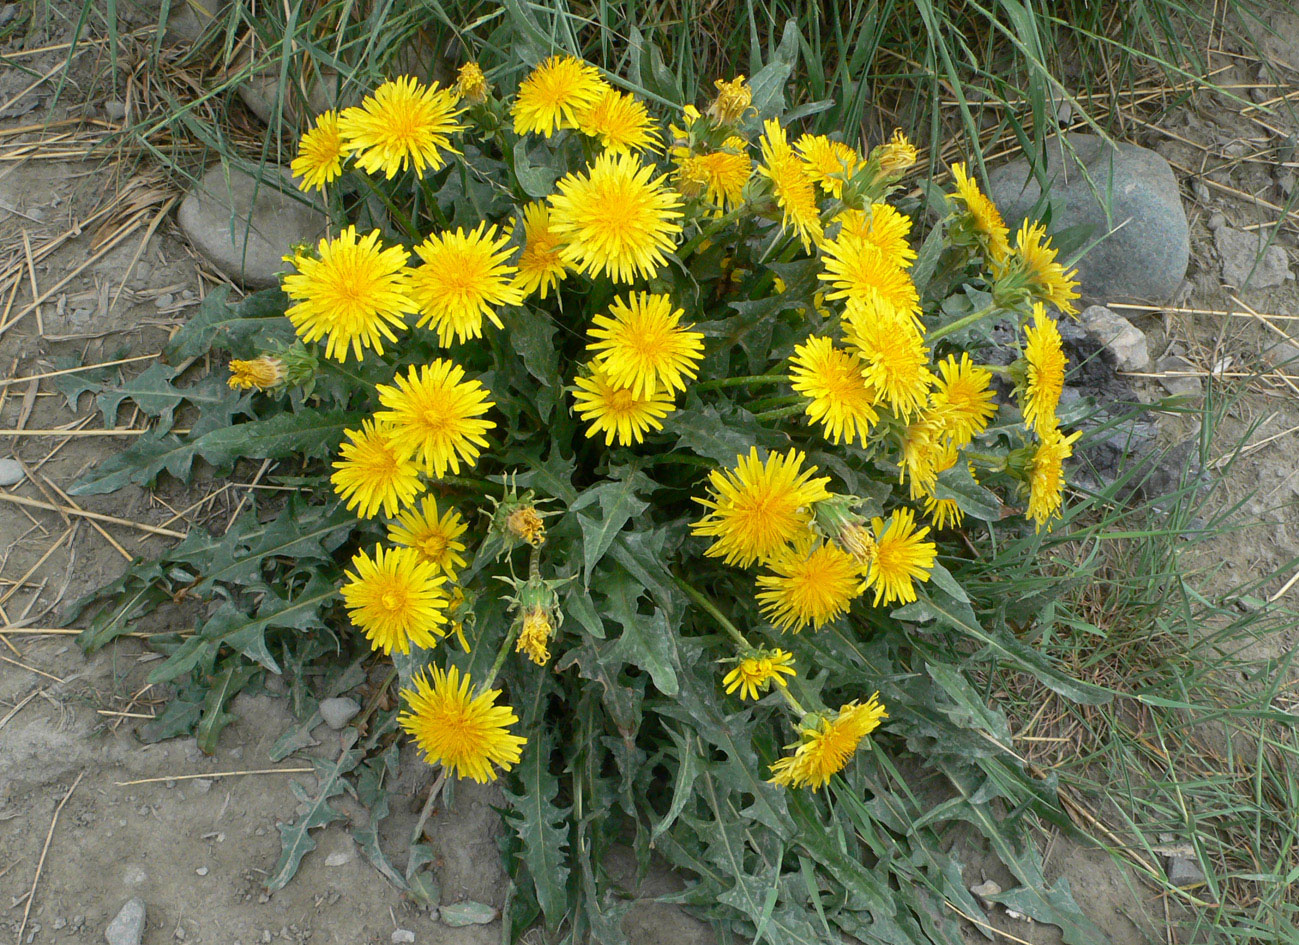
[
  {"x1": 1079, "y1": 304, "x2": 1150, "y2": 372},
  {"x1": 113, "y1": 0, "x2": 231, "y2": 43},
  {"x1": 105, "y1": 897, "x2": 146, "y2": 945},
  {"x1": 0, "y1": 458, "x2": 25, "y2": 486},
  {"x1": 969, "y1": 879, "x2": 1002, "y2": 910},
  {"x1": 238, "y1": 66, "x2": 339, "y2": 127},
  {"x1": 318, "y1": 697, "x2": 360, "y2": 731},
  {"x1": 177, "y1": 165, "x2": 325, "y2": 288},
  {"x1": 1155, "y1": 355, "x2": 1203, "y2": 398},
  {"x1": 988, "y1": 132, "x2": 1190, "y2": 304},
  {"x1": 1165, "y1": 855, "x2": 1206, "y2": 887},
  {"x1": 1214, "y1": 226, "x2": 1292, "y2": 290},
  {"x1": 391, "y1": 932, "x2": 415, "y2": 944}
]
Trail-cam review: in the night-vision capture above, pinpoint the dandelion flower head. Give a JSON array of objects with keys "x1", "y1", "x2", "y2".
[
  {"x1": 509, "y1": 202, "x2": 569, "y2": 300},
  {"x1": 861, "y1": 507, "x2": 936, "y2": 607},
  {"x1": 758, "y1": 119, "x2": 823, "y2": 250},
  {"x1": 796, "y1": 134, "x2": 861, "y2": 199},
  {"x1": 788, "y1": 336, "x2": 880, "y2": 446},
  {"x1": 722, "y1": 649, "x2": 796, "y2": 701},
  {"x1": 338, "y1": 76, "x2": 464, "y2": 179},
  {"x1": 1027, "y1": 425, "x2": 1081, "y2": 531},
  {"x1": 1021, "y1": 304, "x2": 1067, "y2": 438},
  {"x1": 586, "y1": 291, "x2": 704, "y2": 398},
  {"x1": 769, "y1": 695, "x2": 887, "y2": 791},
  {"x1": 409, "y1": 223, "x2": 524, "y2": 346},
  {"x1": 399, "y1": 665, "x2": 527, "y2": 783},
  {"x1": 950, "y1": 162, "x2": 1010, "y2": 262},
  {"x1": 512, "y1": 55, "x2": 607, "y2": 137},
  {"x1": 341, "y1": 544, "x2": 448, "y2": 655},
  {"x1": 331, "y1": 419, "x2": 425, "y2": 519},
  {"x1": 291, "y1": 110, "x2": 345, "y2": 192},
  {"x1": 578, "y1": 88, "x2": 661, "y2": 153},
  {"x1": 571, "y1": 361, "x2": 676, "y2": 446},
  {"x1": 375, "y1": 360, "x2": 496, "y2": 478},
  {"x1": 929, "y1": 352, "x2": 996, "y2": 448},
  {"x1": 757, "y1": 537, "x2": 863, "y2": 632},
  {"x1": 387, "y1": 496, "x2": 468, "y2": 579}
]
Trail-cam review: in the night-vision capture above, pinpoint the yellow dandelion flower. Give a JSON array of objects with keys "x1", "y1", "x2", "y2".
[
  {"x1": 586, "y1": 291, "x2": 704, "y2": 398},
  {"x1": 921, "y1": 455, "x2": 971, "y2": 531},
  {"x1": 1027, "y1": 425, "x2": 1082, "y2": 531},
  {"x1": 757, "y1": 538, "x2": 863, "y2": 632},
  {"x1": 516, "y1": 606, "x2": 553, "y2": 665},
  {"x1": 834, "y1": 203, "x2": 917, "y2": 270},
  {"x1": 227, "y1": 356, "x2": 286, "y2": 391},
  {"x1": 291, "y1": 110, "x2": 345, "y2": 192},
  {"x1": 399, "y1": 664, "x2": 527, "y2": 783},
  {"x1": 571, "y1": 362, "x2": 676, "y2": 446},
  {"x1": 768, "y1": 695, "x2": 887, "y2": 791},
  {"x1": 788, "y1": 336, "x2": 880, "y2": 446},
  {"x1": 722, "y1": 649, "x2": 796, "y2": 701},
  {"x1": 409, "y1": 224, "x2": 524, "y2": 346},
  {"x1": 691, "y1": 448, "x2": 831, "y2": 568},
  {"x1": 842, "y1": 294, "x2": 934, "y2": 419},
  {"x1": 707, "y1": 75, "x2": 752, "y2": 125},
  {"x1": 862, "y1": 508, "x2": 936, "y2": 607},
  {"x1": 950, "y1": 162, "x2": 1010, "y2": 263},
  {"x1": 548, "y1": 151, "x2": 683, "y2": 283},
  {"x1": 282, "y1": 226, "x2": 415, "y2": 363},
  {"x1": 512, "y1": 54, "x2": 607, "y2": 137},
  {"x1": 929, "y1": 352, "x2": 996, "y2": 448},
  {"x1": 1021, "y1": 304, "x2": 1067, "y2": 437},
  {"x1": 819, "y1": 229, "x2": 920, "y2": 320},
  {"x1": 672, "y1": 141, "x2": 751, "y2": 214},
  {"x1": 330, "y1": 419, "x2": 425, "y2": 519},
  {"x1": 796, "y1": 134, "x2": 861, "y2": 199},
  {"x1": 509, "y1": 201, "x2": 569, "y2": 300},
  {"x1": 375, "y1": 361, "x2": 495, "y2": 478},
  {"x1": 342, "y1": 545, "x2": 448, "y2": 655},
  {"x1": 387, "y1": 496, "x2": 468, "y2": 579},
  {"x1": 996, "y1": 221, "x2": 1081, "y2": 315},
  {"x1": 506, "y1": 506, "x2": 547, "y2": 546},
  {"x1": 874, "y1": 129, "x2": 918, "y2": 175},
  {"x1": 338, "y1": 76, "x2": 464, "y2": 179},
  {"x1": 758, "y1": 118, "x2": 823, "y2": 250},
  {"x1": 578, "y1": 88, "x2": 660, "y2": 153},
  {"x1": 455, "y1": 62, "x2": 490, "y2": 104},
  {"x1": 898, "y1": 415, "x2": 951, "y2": 501}
]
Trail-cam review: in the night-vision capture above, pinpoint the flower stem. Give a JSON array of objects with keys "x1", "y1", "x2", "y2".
[
  {"x1": 754, "y1": 403, "x2": 804, "y2": 422},
  {"x1": 673, "y1": 575, "x2": 749, "y2": 651},
  {"x1": 749, "y1": 393, "x2": 801, "y2": 412},
  {"x1": 927, "y1": 302, "x2": 1000, "y2": 344},
  {"x1": 776, "y1": 683, "x2": 808, "y2": 718},
  {"x1": 694, "y1": 374, "x2": 786, "y2": 393},
  {"x1": 962, "y1": 449, "x2": 1007, "y2": 472}
]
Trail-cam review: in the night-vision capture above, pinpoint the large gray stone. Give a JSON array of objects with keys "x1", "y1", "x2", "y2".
[
  {"x1": 988, "y1": 133, "x2": 1189, "y2": 304},
  {"x1": 1214, "y1": 226, "x2": 1292, "y2": 289},
  {"x1": 114, "y1": 0, "x2": 230, "y2": 44},
  {"x1": 105, "y1": 897, "x2": 146, "y2": 945},
  {"x1": 178, "y1": 165, "x2": 325, "y2": 288},
  {"x1": 1080, "y1": 304, "x2": 1150, "y2": 372},
  {"x1": 238, "y1": 66, "x2": 338, "y2": 127}
]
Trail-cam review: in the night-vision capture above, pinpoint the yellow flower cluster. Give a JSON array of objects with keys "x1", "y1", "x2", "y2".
[{"x1": 270, "y1": 53, "x2": 1088, "y2": 792}]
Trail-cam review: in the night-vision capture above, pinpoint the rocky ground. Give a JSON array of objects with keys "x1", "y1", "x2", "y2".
[{"x1": 0, "y1": 5, "x2": 1297, "y2": 945}]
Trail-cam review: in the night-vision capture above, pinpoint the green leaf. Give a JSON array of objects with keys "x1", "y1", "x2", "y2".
[
  {"x1": 165, "y1": 287, "x2": 292, "y2": 360},
  {"x1": 265, "y1": 737, "x2": 363, "y2": 892},
  {"x1": 747, "y1": 19, "x2": 800, "y2": 122},
  {"x1": 140, "y1": 686, "x2": 203, "y2": 743},
  {"x1": 601, "y1": 571, "x2": 680, "y2": 697},
  {"x1": 71, "y1": 559, "x2": 169, "y2": 651},
  {"x1": 196, "y1": 660, "x2": 259, "y2": 754},
  {"x1": 513, "y1": 139, "x2": 560, "y2": 199},
  {"x1": 667, "y1": 401, "x2": 785, "y2": 466},
  {"x1": 934, "y1": 461, "x2": 1003, "y2": 522},
  {"x1": 502, "y1": 730, "x2": 571, "y2": 926},
  {"x1": 95, "y1": 361, "x2": 184, "y2": 429},
  {"x1": 650, "y1": 727, "x2": 701, "y2": 844},
  {"x1": 69, "y1": 430, "x2": 199, "y2": 495},
  {"x1": 572, "y1": 471, "x2": 652, "y2": 585},
  {"x1": 195, "y1": 409, "x2": 358, "y2": 464}
]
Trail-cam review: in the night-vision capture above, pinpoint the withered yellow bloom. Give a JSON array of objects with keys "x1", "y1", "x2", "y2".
[{"x1": 769, "y1": 695, "x2": 887, "y2": 791}]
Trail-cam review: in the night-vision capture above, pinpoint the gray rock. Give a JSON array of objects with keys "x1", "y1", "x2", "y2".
[
  {"x1": 1155, "y1": 356, "x2": 1202, "y2": 398},
  {"x1": 969, "y1": 880, "x2": 1002, "y2": 910},
  {"x1": 105, "y1": 897, "x2": 146, "y2": 945},
  {"x1": 1262, "y1": 341, "x2": 1299, "y2": 371},
  {"x1": 391, "y1": 932, "x2": 416, "y2": 944},
  {"x1": 238, "y1": 67, "x2": 338, "y2": 127},
  {"x1": 1165, "y1": 855, "x2": 1205, "y2": 887},
  {"x1": 318, "y1": 697, "x2": 360, "y2": 731},
  {"x1": 177, "y1": 165, "x2": 325, "y2": 288},
  {"x1": 0, "y1": 458, "x2": 25, "y2": 487},
  {"x1": 1214, "y1": 226, "x2": 1292, "y2": 289},
  {"x1": 113, "y1": 0, "x2": 230, "y2": 43},
  {"x1": 1079, "y1": 305, "x2": 1150, "y2": 372},
  {"x1": 988, "y1": 133, "x2": 1190, "y2": 303},
  {"x1": 104, "y1": 100, "x2": 127, "y2": 122}
]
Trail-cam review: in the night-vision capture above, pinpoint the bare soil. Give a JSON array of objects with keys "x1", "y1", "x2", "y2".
[{"x1": 1, "y1": 6, "x2": 1297, "y2": 945}]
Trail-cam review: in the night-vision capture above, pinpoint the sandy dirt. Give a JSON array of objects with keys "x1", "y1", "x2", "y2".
[{"x1": 0, "y1": 5, "x2": 1297, "y2": 945}]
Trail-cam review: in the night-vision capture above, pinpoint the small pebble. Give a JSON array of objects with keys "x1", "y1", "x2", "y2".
[
  {"x1": 319, "y1": 697, "x2": 361, "y2": 731},
  {"x1": 196, "y1": 866, "x2": 209, "y2": 876},
  {"x1": 104, "y1": 100, "x2": 127, "y2": 121},
  {"x1": 324, "y1": 851, "x2": 351, "y2": 867},
  {"x1": 969, "y1": 879, "x2": 1002, "y2": 910},
  {"x1": 165, "y1": 779, "x2": 176, "y2": 788},
  {"x1": 391, "y1": 932, "x2": 416, "y2": 944},
  {"x1": 53, "y1": 918, "x2": 66, "y2": 930},
  {"x1": 193, "y1": 778, "x2": 213, "y2": 794},
  {"x1": 105, "y1": 898, "x2": 146, "y2": 945},
  {"x1": 0, "y1": 458, "x2": 25, "y2": 487},
  {"x1": 155, "y1": 292, "x2": 174, "y2": 309}
]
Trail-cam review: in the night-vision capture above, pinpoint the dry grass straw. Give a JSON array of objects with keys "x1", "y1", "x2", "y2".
[{"x1": 16, "y1": 769, "x2": 83, "y2": 944}]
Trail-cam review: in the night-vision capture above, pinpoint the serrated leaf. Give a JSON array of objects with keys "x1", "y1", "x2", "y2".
[
  {"x1": 140, "y1": 689, "x2": 203, "y2": 743},
  {"x1": 95, "y1": 361, "x2": 184, "y2": 429},
  {"x1": 196, "y1": 661, "x2": 258, "y2": 754},
  {"x1": 265, "y1": 738, "x2": 362, "y2": 891},
  {"x1": 270, "y1": 711, "x2": 321, "y2": 762},
  {"x1": 195, "y1": 409, "x2": 358, "y2": 465},
  {"x1": 650, "y1": 728, "x2": 700, "y2": 844},
  {"x1": 440, "y1": 901, "x2": 498, "y2": 927},
  {"x1": 601, "y1": 572, "x2": 679, "y2": 697},
  {"x1": 165, "y1": 286, "x2": 292, "y2": 360},
  {"x1": 747, "y1": 19, "x2": 799, "y2": 122},
  {"x1": 572, "y1": 471, "x2": 651, "y2": 585},
  {"x1": 69, "y1": 430, "x2": 198, "y2": 494},
  {"x1": 934, "y1": 461, "x2": 1002, "y2": 522},
  {"x1": 71, "y1": 559, "x2": 169, "y2": 651},
  {"x1": 667, "y1": 401, "x2": 785, "y2": 466},
  {"x1": 513, "y1": 139, "x2": 560, "y2": 199},
  {"x1": 502, "y1": 731, "x2": 571, "y2": 927}
]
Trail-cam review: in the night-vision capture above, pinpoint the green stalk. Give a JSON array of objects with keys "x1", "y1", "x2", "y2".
[
  {"x1": 927, "y1": 302, "x2": 1000, "y2": 344},
  {"x1": 754, "y1": 404, "x2": 804, "y2": 422},
  {"x1": 673, "y1": 575, "x2": 749, "y2": 651},
  {"x1": 694, "y1": 374, "x2": 786, "y2": 393}
]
